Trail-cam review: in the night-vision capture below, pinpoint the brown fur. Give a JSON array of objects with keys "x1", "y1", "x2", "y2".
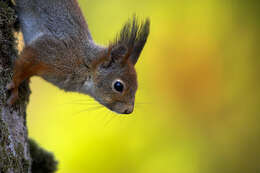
[
  {"x1": 8, "y1": 0, "x2": 150, "y2": 114},
  {"x1": 7, "y1": 46, "x2": 53, "y2": 105}
]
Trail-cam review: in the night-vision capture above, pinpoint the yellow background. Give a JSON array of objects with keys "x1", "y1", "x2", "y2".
[{"x1": 26, "y1": 0, "x2": 260, "y2": 173}]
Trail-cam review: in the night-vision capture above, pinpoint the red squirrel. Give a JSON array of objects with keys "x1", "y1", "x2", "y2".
[{"x1": 7, "y1": 0, "x2": 150, "y2": 114}]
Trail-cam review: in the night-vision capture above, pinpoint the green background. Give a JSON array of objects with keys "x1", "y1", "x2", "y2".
[{"x1": 26, "y1": 0, "x2": 260, "y2": 172}]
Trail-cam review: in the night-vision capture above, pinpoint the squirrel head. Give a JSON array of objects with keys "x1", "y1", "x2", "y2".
[{"x1": 83, "y1": 17, "x2": 150, "y2": 114}]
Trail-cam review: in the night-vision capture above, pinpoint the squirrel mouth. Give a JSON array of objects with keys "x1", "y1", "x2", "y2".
[{"x1": 101, "y1": 102, "x2": 134, "y2": 115}]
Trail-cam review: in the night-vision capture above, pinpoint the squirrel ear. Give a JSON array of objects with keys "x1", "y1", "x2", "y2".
[
  {"x1": 128, "y1": 42, "x2": 144, "y2": 65},
  {"x1": 129, "y1": 19, "x2": 150, "y2": 65},
  {"x1": 115, "y1": 17, "x2": 150, "y2": 65},
  {"x1": 110, "y1": 45, "x2": 128, "y2": 62},
  {"x1": 96, "y1": 45, "x2": 128, "y2": 69}
]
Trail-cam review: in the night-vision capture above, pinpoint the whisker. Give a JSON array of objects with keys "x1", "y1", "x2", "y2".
[
  {"x1": 116, "y1": 115, "x2": 131, "y2": 129},
  {"x1": 61, "y1": 100, "x2": 99, "y2": 106},
  {"x1": 69, "y1": 99, "x2": 96, "y2": 102},
  {"x1": 135, "y1": 102, "x2": 153, "y2": 105},
  {"x1": 72, "y1": 105, "x2": 104, "y2": 116},
  {"x1": 65, "y1": 102, "x2": 100, "y2": 106},
  {"x1": 57, "y1": 99, "x2": 97, "y2": 106},
  {"x1": 100, "y1": 110, "x2": 112, "y2": 124},
  {"x1": 104, "y1": 112, "x2": 117, "y2": 127},
  {"x1": 65, "y1": 100, "x2": 97, "y2": 103},
  {"x1": 68, "y1": 98, "x2": 96, "y2": 102}
]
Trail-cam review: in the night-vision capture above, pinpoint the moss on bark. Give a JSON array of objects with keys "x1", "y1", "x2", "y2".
[{"x1": 0, "y1": 0, "x2": 57, "y2": 172}]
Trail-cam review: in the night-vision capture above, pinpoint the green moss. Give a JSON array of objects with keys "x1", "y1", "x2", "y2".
[
  {"x1": 0, "y1": 120, "x2": 10, "y2": 173},
  {"x1": 0, "y1": 0, "x2": 19, "y2": 65},
  {"x1": 29, "y1": 139, "x2": 58, "y2": 173},
  {"x1": 0, "y1": 1, "x2": 58, "y2": 172},
  {"x1": 0, "y1": 119, "x2": 31, "y2": 172},
  {"x1": 0, "y1": 119, "x2": 20, "y2": 172},
  {"x1": 22, "y1": 157, "x2": 30, "y2": 172},
  {"x1": 0, "y1": 1, "x2": 30, "y2": 172},
  {"x1": 0, "y1": 119, "x2": 8, "y2": 147}
]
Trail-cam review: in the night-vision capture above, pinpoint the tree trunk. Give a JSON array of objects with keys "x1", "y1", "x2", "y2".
[{"x1": 0, "y1": 1, "x2": 57, "y2": 172}]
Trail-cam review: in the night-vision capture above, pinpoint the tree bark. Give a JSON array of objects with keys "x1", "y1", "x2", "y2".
[{"x1": 0, "y1": 1, "x2": 57, "y2": 173}]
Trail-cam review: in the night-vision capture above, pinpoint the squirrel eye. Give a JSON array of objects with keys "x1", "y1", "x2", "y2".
[{"x1": 113, "y1": 80, "x2": 124, "y2": 93}]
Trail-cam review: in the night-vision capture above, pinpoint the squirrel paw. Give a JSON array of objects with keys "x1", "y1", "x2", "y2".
[
  {"x1": 6, "y1": 81, "x2": 15, "y2": 90},
  {"x1": 7, "y1": 88, "x2": 19, "y2": 106}
]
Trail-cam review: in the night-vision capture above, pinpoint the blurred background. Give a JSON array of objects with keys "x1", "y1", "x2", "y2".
[{"x1": 24, "y1": 0, "x2": 260, "y2": 172}]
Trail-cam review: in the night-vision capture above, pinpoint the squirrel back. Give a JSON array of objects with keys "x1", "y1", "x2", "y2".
[{"x1": 16, "y1": 0, "x2": 92, "y2": 44}]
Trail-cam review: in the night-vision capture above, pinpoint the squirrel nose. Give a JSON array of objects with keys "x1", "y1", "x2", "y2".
[
  {"x1": 122, "y1": 105, "x2": 134, "y2": 114},
  {"x1": 123, "y1": 109, "x2": 133, "y2": 114}
]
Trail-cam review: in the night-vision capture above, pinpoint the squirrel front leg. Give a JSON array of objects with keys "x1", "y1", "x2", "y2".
[{"x1": 7, "y1": 46, "x2": 51, "y2": 105}]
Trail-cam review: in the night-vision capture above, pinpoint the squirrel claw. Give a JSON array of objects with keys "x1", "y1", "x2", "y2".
[
  {"x1": 6, "y1": 82, "x2": 15, "y2": 90},
  {"x1": 7, "y1": 88, "x2": 19, "y2": 106}
]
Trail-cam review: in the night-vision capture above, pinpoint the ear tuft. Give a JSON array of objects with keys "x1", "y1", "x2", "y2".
[
  {"x1": 114, "y1": 16, "x2": 150, "y2": 65},
  {"x1": 111, "y1": 45, "x2": 128, "y2": 60},
  {"x1": 96, "y1": 45, "x2": 128, "y2": 69}
]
